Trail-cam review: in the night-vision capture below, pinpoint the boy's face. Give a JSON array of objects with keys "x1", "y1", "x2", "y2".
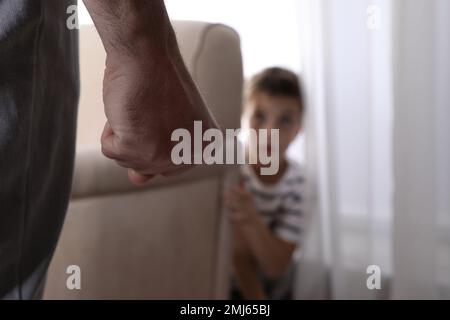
[{"x1": 244, "y1": 92, "x2": 302, "y2": 159}]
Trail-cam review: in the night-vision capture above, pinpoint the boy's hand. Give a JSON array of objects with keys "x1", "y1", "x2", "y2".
[{"x1": 224, "y1": 183, "x2": 259, "y2": 225}]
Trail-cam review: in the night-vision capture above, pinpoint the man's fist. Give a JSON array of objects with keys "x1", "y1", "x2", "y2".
[{"x1": 100, "y1": 49, "x2": 217, "y2": 185}]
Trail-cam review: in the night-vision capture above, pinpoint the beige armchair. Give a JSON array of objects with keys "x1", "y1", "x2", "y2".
[{"x1": 43, "y1": 21, "x2": 243, "y2": 299}]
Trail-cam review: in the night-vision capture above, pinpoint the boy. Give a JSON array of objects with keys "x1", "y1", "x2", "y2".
[{"x1": 224, "y1": 67, "x2": 306, "y2": 300}]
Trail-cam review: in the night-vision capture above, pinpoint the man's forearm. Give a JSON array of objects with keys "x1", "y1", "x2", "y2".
[{"x1": 83, "y1": 0, "x2": 176, "y2": 57}]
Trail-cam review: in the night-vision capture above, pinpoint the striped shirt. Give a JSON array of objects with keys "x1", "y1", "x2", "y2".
[{"x1": 241, "y1": 160, "x2": 306, "y2": 245}]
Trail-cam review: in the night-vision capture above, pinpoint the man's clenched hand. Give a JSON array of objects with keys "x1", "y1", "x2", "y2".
[{"x1": 83, "y1": 0, "x2": 217, "y2": 185}]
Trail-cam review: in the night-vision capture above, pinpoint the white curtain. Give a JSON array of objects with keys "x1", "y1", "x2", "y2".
[
  {"x1": 392, "y1": 0, "x2": 450, "y2": 300},
  {"x1": 296, "y1": 0, "x2": 450, "y2": 299}
]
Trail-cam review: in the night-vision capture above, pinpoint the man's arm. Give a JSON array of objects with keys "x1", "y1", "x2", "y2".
[
  {"x1": 83, "y1": 0, "x2": 217, "y2": 185},
  {"x1": 83, "y1": 0, "x2": 175, "y2": 57}
]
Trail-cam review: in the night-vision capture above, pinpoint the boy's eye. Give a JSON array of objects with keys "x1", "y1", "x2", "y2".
[
  {"x1": 254, "y1": 111, "x2": 266, "y2": 124},
  {"x1": 279, "y1": 115, "x2": 292, "y2": 126}
]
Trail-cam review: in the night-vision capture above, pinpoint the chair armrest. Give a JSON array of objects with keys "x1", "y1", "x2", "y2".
[{"x1": 71, "y1": 146, "x2": 226, "y2": 200}]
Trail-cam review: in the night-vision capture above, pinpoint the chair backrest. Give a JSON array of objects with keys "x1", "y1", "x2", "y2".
[{"x1": 43, "y1": 21, "x2": 243, "y2": 299}]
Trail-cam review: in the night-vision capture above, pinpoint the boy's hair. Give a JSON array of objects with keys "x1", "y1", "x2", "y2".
[{"x1": 245, "y1": 67, "x2": 304, "y2": 114}]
